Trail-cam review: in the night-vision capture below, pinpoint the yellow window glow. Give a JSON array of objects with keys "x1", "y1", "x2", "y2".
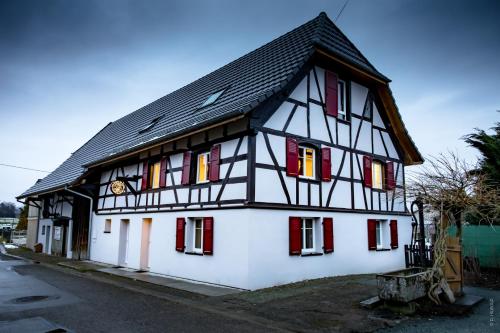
[
  {"x1": 305, "y1": 148, "x2": 314, "y2": 177},
  {"x1": 372, "y1": 161, "x2": 383, "y2": 189},
  {"x1": 152, "y1": 162, "x2": 160, "y2": 189},
  {"x1": 198, "y1": 154, "x2": 207, "y2": 182}
]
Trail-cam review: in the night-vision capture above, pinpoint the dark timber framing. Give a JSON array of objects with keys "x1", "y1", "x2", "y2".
[{"x1": 90, "y1": 63, "x2": 408, "y2": 216}]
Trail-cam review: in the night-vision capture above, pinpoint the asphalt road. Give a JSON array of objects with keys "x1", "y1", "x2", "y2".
[{"x1": 0, "y1": 255, "x2": 277, "y2": 333}]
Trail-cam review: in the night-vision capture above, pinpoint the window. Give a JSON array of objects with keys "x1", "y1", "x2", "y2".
[
  {"x1": 148, "y1": 161, "x2": 161, "y2": 189},
  {"x1": 42, "y1": 225, "x2": 46, "y2": 235},
  {"x1": 363, "y1": 96, "x2": 372, "y2": 118},
  {"x1": 302, "y1": 218, "x2": 315, "y2": 253},
  {"x1": 196, "y1": 152, "x2": 210, "y2": 183},
  {"x1": 372, "y1": 160, "x2": 385, "y2": 190},
  {"x1": 104, "y1": 219, "x2": 112, "y2": 233},
  {"x1": 193, "y1": 218, "x2": 203, "y2": 253},
  {"x1": 376, "y1": 221, "x2": 383, "y2": 249},
  {"x1": 298, "y1": 146, "x2": 315, "y2": 179},
  {"x1": 138, "y1": 116, "x2": 163, "y2": 134},
  {"x1": 337, "y1": 80, "x2": 347, "y2": 120},
  {"x1": 200, "y1": 89, "x2": 225, "y2": 108}
]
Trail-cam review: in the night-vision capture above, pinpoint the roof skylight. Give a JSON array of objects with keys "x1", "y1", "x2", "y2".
[
  {"x1": 138, "y1": 116, "x2": 162, "y2": 134},
  {"x1": 200, "y1": 89, "x2": 225, "y2": 108}
]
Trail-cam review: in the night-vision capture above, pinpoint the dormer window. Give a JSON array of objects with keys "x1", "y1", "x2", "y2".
[
  {"x1": 200, "y1": 89, "x2": 225, "y2": 108},
  {"x1": 138, "y1": 116, "x2": 162, "y2": 134}
]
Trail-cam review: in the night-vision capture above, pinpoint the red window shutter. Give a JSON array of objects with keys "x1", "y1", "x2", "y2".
[
  {"x1": 289, "y1": 216, "x2": 301, "y2": 255},
  {"x1": 286, "y1": 137, "x2": 299, "y2": 176},
  {"x1": 367, "y1": 219, "x2": 377, "y2": 250},
  {"x1": 385, "y1": 161, "x2": 395, "y2": 190},
  {"x1": 209, "y1": 145, "x2": 221, "y2": 182},
  {"x1": 203, "y1": 217, "x2": 214, "y2": 255},
  {"x1": 390, "y1": 220, "x2": 398, "y2": 249},
  {"x1": 363, "y1": 156, "x2": 373, "y2": 188},
  {"x1": 159, "y1": 157, "x2": 167, "y2": 187},
  {"x1": 321, "y1": 147, "x2": 332, "y2": 182},
  {"x1": 181, "y1": 151, "x2": 192, "y2": 185},
  {"x1": 325, "y1": 71, "x2": 338, "y2": 117},
  {"x1": 175, "y1": 218, "x2": 185, "y2": 252},
  {"x1": 323, "y1": 217, "x2": 334, "y2": 253},
  {"x1": 141, "y1": 161, "x2": 149, "y2": 190}
]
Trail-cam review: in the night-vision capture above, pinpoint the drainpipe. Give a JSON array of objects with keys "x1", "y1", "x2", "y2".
[{"x1": 64, "y1": 187, "x2": 93, "y2": 260}]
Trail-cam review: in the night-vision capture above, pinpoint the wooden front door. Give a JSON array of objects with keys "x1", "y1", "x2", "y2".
[
  {"x1": 71, "y1": 196, "x2": 90, "y2": 260},
  {"x1": 444, "y1": 236, "x2": 463, "y2": 295}
]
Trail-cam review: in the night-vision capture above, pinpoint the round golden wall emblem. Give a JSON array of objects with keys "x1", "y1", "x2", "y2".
[{"x1": 111, "y1": 180, "x2": 126, "y2": 195}]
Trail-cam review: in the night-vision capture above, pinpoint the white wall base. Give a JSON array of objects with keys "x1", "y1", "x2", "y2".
[{"x1": 90, "y1": 208, "x2": 412, "y2": 290}]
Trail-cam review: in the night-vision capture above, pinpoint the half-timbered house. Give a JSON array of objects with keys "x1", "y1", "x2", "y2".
[{"x1": 18, "y1": 12, "x2": 422, "y2": 290}]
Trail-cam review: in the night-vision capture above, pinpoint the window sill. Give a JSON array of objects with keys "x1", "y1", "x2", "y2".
[
  {"x1": 297, "y1": 177, "x2": 320, "y2": 184},
  {"x1": 300, "y1": 252, "x2": 323, "y2": 257},
  {"x1": 337, "y1": 117, "x2": 350, "y2": 125},
  {"x1": 376, "y1": 248, "x2": 391, "y2": 252},
  {"x1": 185, "y1": 251, "x2": 204, "y2": 256}
]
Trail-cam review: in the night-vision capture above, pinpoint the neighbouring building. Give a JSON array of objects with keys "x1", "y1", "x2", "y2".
[{"x1": 18, "y1": 12, "x2": 423, "y2": 290}]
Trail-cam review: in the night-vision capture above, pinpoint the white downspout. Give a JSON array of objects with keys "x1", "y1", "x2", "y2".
[{"x1": 65, "y1": 187, "x2": 93, "y2": 260}]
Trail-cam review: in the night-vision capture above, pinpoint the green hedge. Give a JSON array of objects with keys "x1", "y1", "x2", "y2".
[{"x1": 449, "y1": 225, "x2": 500, "y2": 268}]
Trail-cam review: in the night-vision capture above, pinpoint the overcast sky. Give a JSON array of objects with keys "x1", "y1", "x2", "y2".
[{"x1": 0, "y1": 0, "x2": 498, "y2": 203}]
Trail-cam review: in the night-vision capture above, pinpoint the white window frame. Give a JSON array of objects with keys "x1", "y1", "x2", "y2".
[
  {"x1": 338, "y1": 79, "x2": 347, "y2": 120},
  {"x1": 301, "y1": 218, "x2": 316, "y2": 254},
  {"x1": 298, "y1": 146, "x2": 316, "y2": 179},
  {"x1": 372, "y1": 160, "x2": 384, "y2": 190},
  {"x1": 192, "y1": 218, "x2": 204, "y2": 253},
  {"x1": 376, "y1": 220, "x2": 383, "y2": 249},
  {"x1": 196, "y1": 152, "x2": 210, "y2": 184}
]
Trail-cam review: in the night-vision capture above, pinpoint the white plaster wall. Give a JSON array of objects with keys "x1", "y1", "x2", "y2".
[
  {"x1": 90, "y1": 208, "x2": 411, "y2": 290},
  {"x1": 91, "y1": 210, "x2": 250, "y2": 288},
  {"x1": 246, "y1": 209, "x2": 412, "y2": 290}
]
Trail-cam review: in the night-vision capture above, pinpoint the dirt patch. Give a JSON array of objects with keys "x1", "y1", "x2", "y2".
[
  {"x1": 209, "y1": 275, "x2": 406, "y2": 332},
  {"x1": 413, "y1": 298, "x2": 473, "y2": 317}
]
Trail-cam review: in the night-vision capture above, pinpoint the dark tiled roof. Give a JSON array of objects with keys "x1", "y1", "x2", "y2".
[{"x1": 19, "y1": 12, "x2": 389, "y2": 198}]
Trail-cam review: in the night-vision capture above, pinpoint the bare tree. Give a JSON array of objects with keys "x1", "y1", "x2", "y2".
[{"x1": 405, "y1": 152, "x2": 499, "y2": 304}]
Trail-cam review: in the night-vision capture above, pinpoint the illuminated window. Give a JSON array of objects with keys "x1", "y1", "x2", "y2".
[
  {"x1": 148, "y1": 161, "x2": 161, "y2": 189},
  {"x1": 298, "y1": 147, "x2": 315, "y2": 178},
  {"x1": 197, "y1": 152, "x2": 210, "y2": 183},
  {"x1": 338, "y1": 80, "x2": 347, "y2": 120},
  {"x1": 372, "y1": 160, "x2": 384, "y2": 190}
]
